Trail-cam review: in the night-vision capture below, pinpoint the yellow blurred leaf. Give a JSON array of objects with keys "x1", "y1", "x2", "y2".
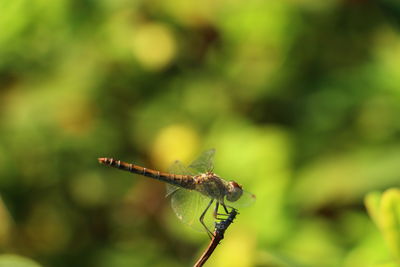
[
  {"x1": 132, "y1": 23, "x2": 176, "y2": 70},
  {"x1": 365, "y1": 191, "x2": 383, "y2": 226},
  {"x1": 379, "y1": 189, "x2": 400, "y2": 260},
  {"x1": 0, "y1": 254, "x2": 42, "y2": 267}
]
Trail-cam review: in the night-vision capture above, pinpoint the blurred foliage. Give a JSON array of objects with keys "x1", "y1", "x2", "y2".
[
  {"x1": 365, "y1": 189, "x2": 400, "y2": 266},
  {"x1": 0, "y1": 254, "x2": 42, "y2": 267},
  {"x1": 1, "y1": 0, "x2": 400, "y2": 266}
]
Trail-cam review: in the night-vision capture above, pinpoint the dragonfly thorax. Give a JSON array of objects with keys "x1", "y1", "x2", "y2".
[
  {"x1": 194, "y1": 172, "x2": 229, "y2": 201},
  {"x1": 194, "y1": 173, "x2": 243, "y2": 203}
]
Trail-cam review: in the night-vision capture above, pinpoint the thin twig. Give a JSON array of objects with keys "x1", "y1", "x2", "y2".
[{"x1": 194, "y1": 209, "x2": 238, "y2": 267}]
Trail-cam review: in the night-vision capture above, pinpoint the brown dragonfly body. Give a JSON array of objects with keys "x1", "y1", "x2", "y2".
[
  {"x1": 98, "y1": 157, "x2": 235, "y2": 203},
  {"x1": 98, "y1": 150, "x2": 253, "y2": 236}
]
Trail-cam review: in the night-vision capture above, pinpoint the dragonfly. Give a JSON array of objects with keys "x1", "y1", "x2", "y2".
[{"x1": 98, "y1": 149, "x2": 255, "y2": 236}]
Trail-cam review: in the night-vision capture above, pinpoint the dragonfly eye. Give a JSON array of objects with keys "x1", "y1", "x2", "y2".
[{"x1": 226, "y1": 181, "x2": 243, "y2": 202}]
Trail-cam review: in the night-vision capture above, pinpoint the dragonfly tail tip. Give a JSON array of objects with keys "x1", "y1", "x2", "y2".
[{"x1": 98, "y1": 157, "x2": 107, "y2": 164}]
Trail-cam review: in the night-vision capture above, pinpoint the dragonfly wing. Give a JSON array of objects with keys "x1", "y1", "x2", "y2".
[
  {"x1": 168, "y1": 160, "x2": 196, "y2": 175},
  {"x1": 166, "y1": 160, "x2": 195, "y2": 197},
  {"x1": 166, "y1": 151, "x2": 216, "y2": 232},
  {"x1": 168, "y1": 187, "x2": 215, "y2": 233},
  {"x1": 188, "y1": 148, "x2": 216, "y2": 174},
  {"x1": 165, "y1": 184, "x2": 179, "y2": 198},
  {"x1": 225, "y1": 190, "x2": 256, "y2": 209}
]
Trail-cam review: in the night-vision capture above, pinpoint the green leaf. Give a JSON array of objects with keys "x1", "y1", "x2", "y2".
[
  {"x1": 365, "y1": 191, "x2": 383, "y2": 226},
  {"x1": 379, "y1": 189, "x2": 400, "y2": 260}
]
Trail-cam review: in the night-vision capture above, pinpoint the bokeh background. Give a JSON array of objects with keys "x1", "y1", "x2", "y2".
[{"x1": 1, "y1": 0, "x2": 400, "y2": 266}]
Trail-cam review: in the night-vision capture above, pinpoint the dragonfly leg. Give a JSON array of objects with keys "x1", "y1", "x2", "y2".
[
  {"x1": 213, "y1": 202, "x2": 219, "y2": 219},
  {"x1": 199, "y1": 199, "x2": 214, "y2": 238},
  {"x1": 223, "y1": 203, "x2": 239, "y2": 214},
  {"x1": 222, "y1": 202, "x2": 230, "y2": 214},
  {"x1": 214, "y1": 201, "x2": 231, "y2": 220}
]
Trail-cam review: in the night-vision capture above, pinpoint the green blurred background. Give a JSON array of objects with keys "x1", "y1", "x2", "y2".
[{"x1": 1, "y1": 0, "x2": 400, "y2": 266}]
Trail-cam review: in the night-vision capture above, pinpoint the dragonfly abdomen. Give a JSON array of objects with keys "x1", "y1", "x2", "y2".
[{"x1": 98, "y1": 157, "x2": 196, "y2": 189}]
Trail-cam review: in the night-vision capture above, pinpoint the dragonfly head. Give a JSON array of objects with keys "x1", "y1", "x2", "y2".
[{"x1": 226, "y1": 181, "x2": 243, "y2": 202}]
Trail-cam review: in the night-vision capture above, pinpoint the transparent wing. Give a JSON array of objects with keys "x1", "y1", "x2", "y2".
[
  {"x1": 226, "y1": 190, "x2": 256, "y2": 209},
  {"x1": 166, "y1": 159, "x2": 214, "y2": 232},
  {"x1": 168, "y1": 160, "x2": 196, "y2": 176},
  {"x1": 168, "y1": 187, "x2": 215, "y2": 233},
  {"x1": 188, "y1": 148, "x2": 216, "y2": 174},
  {"x1": 166, "y1": 160, "x2": 195, "y2": 197}
]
